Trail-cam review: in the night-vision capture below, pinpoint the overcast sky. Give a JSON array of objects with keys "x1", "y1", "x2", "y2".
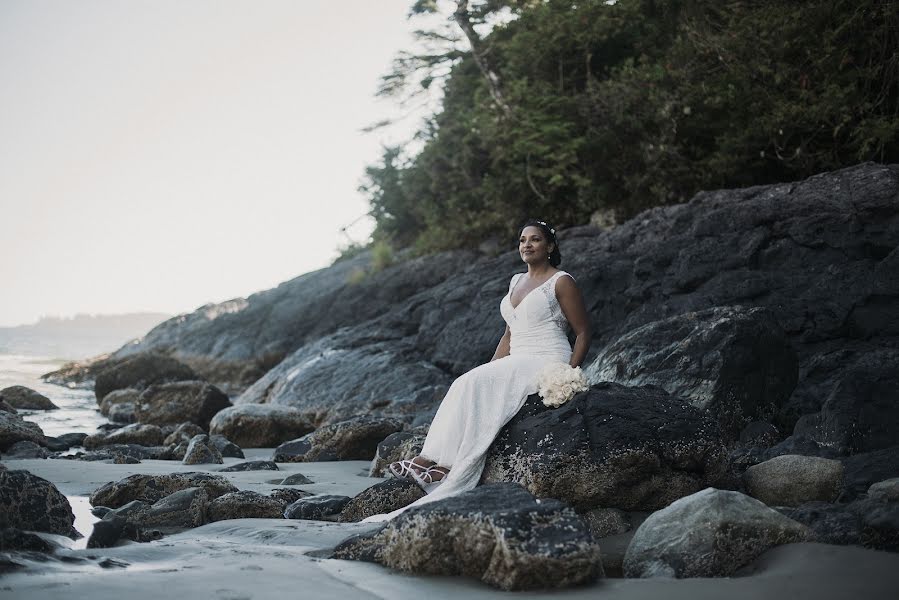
[{"x1": 0, "y1": 0, "x2": 443, "y2": 327}]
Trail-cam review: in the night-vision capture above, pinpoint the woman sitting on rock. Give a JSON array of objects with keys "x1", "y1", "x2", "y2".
[{"x1": 363, "y1": 219, "x2": 592, "y2": 522}]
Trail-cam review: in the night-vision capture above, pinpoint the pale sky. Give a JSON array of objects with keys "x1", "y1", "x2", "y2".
[{"x1": 0, "y1": 0, "x2": 448, "y2": 327}]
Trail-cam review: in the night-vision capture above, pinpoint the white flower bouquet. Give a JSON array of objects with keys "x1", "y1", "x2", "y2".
[{"x1": 536, "y1": 362, "x2": 589, "y2": 408}]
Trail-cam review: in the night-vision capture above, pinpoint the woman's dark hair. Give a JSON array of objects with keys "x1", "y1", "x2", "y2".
[{"x1": 518, "y1": 219, "x2": 562, "y2": 267}]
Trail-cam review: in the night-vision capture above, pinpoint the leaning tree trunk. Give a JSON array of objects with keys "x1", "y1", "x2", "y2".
[{"x1": 453, "y1": 0, "x2": 513, "y2": 118}]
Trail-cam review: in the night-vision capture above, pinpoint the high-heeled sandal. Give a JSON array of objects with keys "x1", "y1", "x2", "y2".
[
  {"x1": 388, "y1": 459, "x2": 425, "y2": 480},
  {"x1": 410, "y1": 465, "x2": 449, "y2": 493}
]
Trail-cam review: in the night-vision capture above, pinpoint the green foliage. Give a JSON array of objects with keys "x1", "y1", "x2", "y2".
[
  {"x1": 371, "y1": 240, "x2": 396, "y2": 271},
  {"x1": 363, "y1": 0, "x2": 899, "y2": 253}
]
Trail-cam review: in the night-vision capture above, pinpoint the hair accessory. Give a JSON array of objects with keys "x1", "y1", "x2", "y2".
[{"x1": 536, "y1": 220, "x2": 556, "y2": 235}]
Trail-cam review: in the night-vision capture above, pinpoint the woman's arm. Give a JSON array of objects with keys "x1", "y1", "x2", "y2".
[
  {"x1": 556, "y1": 276, "x2": 592, "y2": 367},
  {"x1": 490, "y1": 324, "x2": 512, "y2": 361}
]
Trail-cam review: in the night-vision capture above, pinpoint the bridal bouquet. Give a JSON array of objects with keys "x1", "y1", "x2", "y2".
[{"x1": 536, "y1": 362, "x2": 589, "y2": 408}]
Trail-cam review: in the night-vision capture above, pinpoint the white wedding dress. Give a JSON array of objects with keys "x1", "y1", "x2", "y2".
[{"x1": 361, "y1": 270, "x2": 575, "y2": 523}]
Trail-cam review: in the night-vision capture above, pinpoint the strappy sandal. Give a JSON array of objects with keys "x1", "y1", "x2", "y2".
[
  {"x1": 388, "y1": 459, "x2": 424, "y2": 480},
  {"x1": 410, "y1": 465, "x2": 449, "y2": 494}
]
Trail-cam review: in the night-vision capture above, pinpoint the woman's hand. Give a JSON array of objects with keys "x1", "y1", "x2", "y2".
[{"x1": 556, "y1": 276, "x2": 592, "y2": 367}]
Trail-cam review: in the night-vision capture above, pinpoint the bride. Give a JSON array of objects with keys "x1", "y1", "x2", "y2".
[{"x1": 362, "y1": 219, "x2": 591, "y2": 522}]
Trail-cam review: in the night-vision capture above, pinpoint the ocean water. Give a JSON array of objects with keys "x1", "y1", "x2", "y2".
[{"x1": 0, "y1": 353, "x2": 108, "y2": 437}]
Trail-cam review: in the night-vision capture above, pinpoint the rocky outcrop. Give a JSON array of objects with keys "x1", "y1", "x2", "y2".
[
  {"x1": 44, "y1": 164, "x2": 899, "y2": 450},
  {"x1": 208, "y1": 404, "x2": 314, "y2": 448},
  {"x1": 4, "y1": 440, "x2": 52, "y2": 458},
  {"x1": 333, "y1": 483, "x2": 603, "y2": 591},
  {"x1": 89, "y1": 472, "x2": 238, "y2": 509},
  {"x1": 0, "y1": 411, "x2": 46, "y2": 451},
  {"x1": 0, "y1": 469, "x2": 79, "y2": 539},
  {"x1": 743, "y1": 454, "x2": 843, "y2": 506},
  {"x1": 339, "y1": 479, "x2": 425, "y2": 522},
  {"x1": 273, "y1": 416, "x2": 405, "y2": 462},
  {"x1": 837, "y1": 445, "x2": 899, "y2": 501},
  {"x1": 93, "y1": 352, "x2": 198, "y2": 401},
  {"x1": 584, "y1": 305, "x2": 797, "y2": 439},
  {"x1": 136, "y1": 381, "x2": 231, "y2": 429},
  {"x1": 0, "y1": 385, "x2": 58, "y2": 410},
  {"x1": 481, "y1": 383, "x2": 730, "y2": 511},
  {"x1": 623, "y1": 488, "x2": 812, "y2": 577}
]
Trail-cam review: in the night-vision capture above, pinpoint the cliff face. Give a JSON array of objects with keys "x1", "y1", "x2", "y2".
[{"x1": 64, "y1": 162, "x2": 898, "y2": 430}]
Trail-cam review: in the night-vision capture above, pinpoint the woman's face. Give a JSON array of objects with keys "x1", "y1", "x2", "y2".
[{"x1": 519, "y1": 225, "x2": 553, "y2": 265}]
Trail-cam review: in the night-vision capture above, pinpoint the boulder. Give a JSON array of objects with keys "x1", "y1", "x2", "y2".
[
  {"x1": 584, "y1": 305, "x2": 797, "y2": 440},
  {"x1": 94, "y1": 352, "x2": 197, "y2": 401},
  {"x1": 623, "y1": 487, "x2": 812, "y2": 578},
  {"x1": 163, "y1": 422, "x2": 206, "y2": 445},
  {"x1": 0, "y1": 411, "x2": 46, "y2": 451},
  {"x1": 217, "y1": 460, "x2": 279, "y2": 472},
  {"x1": 136, "y1": 381, "x2": 231, "y2": 429},
  {"x1": 339, "y1": 479, "x2": 426, "y2": 522},
  {"x1": 277, "y1": 472, "x2": 313, "y2": 485},
  {"x1": 210, "y1": 434, "x2": 244, "y2": 458},
  {"x1": 0, "y1": 469, "x2": 79, "y2": 539},
  {"x1": 181, "y1": 434, "x2": 223, "y2": 465},
  {"x1": 89, "y1": 472, "x2": 238, "y2": 508},
  {"x1": 0, "y1": 385, "x2": 58, "y2": 410},
  {"x1": 0, "y1": 399, "x2": 17, "y2": 413},
  {"x1": 209, "y1": 404, "x2": 314, "y2": 448},
  {"x1": 0, "y1": 527, "x2": 60, "y2": 553},
  {"x1": 140, "y1": 487, "x2": 210, "y2": 530},
  {"x1": 481, "y1": 383, "x2": 730, "y2": 511},
  {"x1": 369, "y1": 431, "x2": 426, "y2": 477},
  {"x1": 333, "y1": 483, "x2": 603, "y2": 591},
  {"x1": 284, "y1": 495, "x2": 351, "y2": 520},
  {"x1": 274, "y1": 416, "x2": 405, "y2": 462},
  {"x1": 743, "y1": 454, "x2": 843, "y2": 506},
  {"x1": 83, "y1": 423, "x2": 165, "y2": 450},
  {"x1": 868, "y1": 477, "x2": 899, "y2": 502},
  {"x1": 45, "y1": 432, "x2": 88, "y2": 450},
  {"x1": 208, "y1": 490, "x2": 285, "y2": 521},
  {"x1": 3, "y1": 440, "x2": 51, "y2": 459},
  {"x1": 98, "y1": 388, "x2": 140, "y2": 417}
]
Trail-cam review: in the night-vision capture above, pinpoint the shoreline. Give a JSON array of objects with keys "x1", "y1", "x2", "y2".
[{"x1": 3, "y1": 451, "x2": 899, "y2": 599}]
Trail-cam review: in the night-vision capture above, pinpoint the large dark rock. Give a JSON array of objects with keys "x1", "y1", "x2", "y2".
[
  {"x1": 94, "y1": 352, "x2": 197, "y2": 402},
  {"x1": 0, "y1": 411, "x2": 46, "y2": 451},
  {"x1": 481, "y1": 383, "x2": 730, "y2": 511},
  {"x1": 135, "y1": 381, "x2": 231, "y2": 429},
  {"x1": 623, "y1": 488, "x2": 812, "y2": 578},
  {"x1": 0, "y1": 469, "x2": 79, "y2": 539},
  {"x1": 208, "y1": 404, "x2": 314, "y2": 448},
  {"x1": 333, "y1": 483, "x2": 603, "y2": 591},
  {"x1": 0, "y1": 386, "x2": 58, "y2": 410},
  {"x1": 273, "y1": 416, "x2": 405, "y2": 462},
  {"x1": 89, "y1": 472, "x2": 238, "y2": 509},
  {"x1": 0, "y1": 527, "x2": 60, "y2": 553},
  {"x1": 584, "y1": 305, "x2": 798, "y2": 439}
]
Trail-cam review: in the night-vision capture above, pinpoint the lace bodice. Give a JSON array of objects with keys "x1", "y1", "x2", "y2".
[{"x1": 500, "y1": 270, "x2": 574, "y2": 358}]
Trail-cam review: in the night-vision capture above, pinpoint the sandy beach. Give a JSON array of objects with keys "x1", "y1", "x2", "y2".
[{"x1": 3, "y1": 449, "x2": 898, "y2": 599}]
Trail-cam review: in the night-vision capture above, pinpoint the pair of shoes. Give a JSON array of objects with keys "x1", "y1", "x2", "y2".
[
  {"x1": 388, "y1": 459, "x2": 425, "y2": 480},
  {"x1": 410, "y1": 466, "x2": 449, "y2": 494}
]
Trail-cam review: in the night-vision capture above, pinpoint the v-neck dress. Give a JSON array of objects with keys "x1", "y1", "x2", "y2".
[{"x1": 362, "y1": 270, "x2": 575, "y2": 522}]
